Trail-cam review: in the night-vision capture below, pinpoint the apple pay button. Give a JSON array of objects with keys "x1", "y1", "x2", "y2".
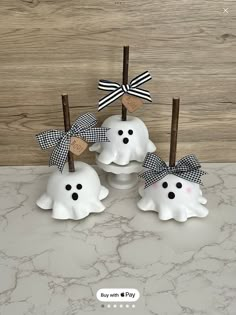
[{"x1": 97, "y1": 288, "x2": 140, "y2": 302}]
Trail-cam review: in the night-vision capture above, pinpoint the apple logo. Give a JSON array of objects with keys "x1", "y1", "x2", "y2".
[{"x1": 120, "y1": 292, "x2": 125, "y2": 297}]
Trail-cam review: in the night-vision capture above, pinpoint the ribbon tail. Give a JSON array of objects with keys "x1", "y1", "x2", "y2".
[
  {"x1": 49, "y1": 137, "x2": 70, "y2": 172},
  {"x1": 128, "y1": 88, "x2": 152, "y2": 102}
]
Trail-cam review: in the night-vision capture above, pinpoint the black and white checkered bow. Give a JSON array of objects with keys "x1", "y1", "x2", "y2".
[
  {"x1": 36, "y1": 113, "x2": 110, "y2": 172},
  {"x1": 139, "y1": 153, "x2": 206, "y2": 189},
  {"x1": 98, "y1": 71, "x2": 152, "y2": 111}
]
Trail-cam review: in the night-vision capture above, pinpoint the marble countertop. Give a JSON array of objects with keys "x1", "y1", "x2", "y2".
[{"x1": 0, "y1": 164, "x2": 235, "y2": 315}]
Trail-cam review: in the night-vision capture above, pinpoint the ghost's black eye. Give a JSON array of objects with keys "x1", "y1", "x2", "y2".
[
  {"x1": 162, "y1": 182, "x2": 168, "y2": 188},
  {"x1": 128, "y1": 129, "x2": 133, "y2": 135},
  {"x1": 176, "y1": 182, "x2": 182, "y2": 189},
  {"x1": 65, "y1": 184, "x2": 72, "y2": 191},
  {"x1": 118, "y1": 130, "x2": 123, "y2": 136},
  {"x1": 77, "y1": 184, "x2": 82, "y2": 190}
]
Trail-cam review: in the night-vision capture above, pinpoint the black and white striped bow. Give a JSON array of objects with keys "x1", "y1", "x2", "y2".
[
  {"x1": 98, "y1": 71, "x2": 152, "y2": 111},
  {"x1": 36, "y1": 113, "x2": 110, "y2": 172},
  {"x1": 139, "y1": 153, "x2": 206, "y2": 189}
]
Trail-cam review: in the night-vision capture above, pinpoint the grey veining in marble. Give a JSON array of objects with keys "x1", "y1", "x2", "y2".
[{"x1": 0, "y1": 164, "x2": 235, "y2": 315}]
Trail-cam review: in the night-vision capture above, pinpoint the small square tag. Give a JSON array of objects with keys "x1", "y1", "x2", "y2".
[
  {"x1": 70, "y1": 137, "x2": 88, "y2": 156},
  {"x1": 122, "y1": 94, "x2": 143, "y2": 112}
]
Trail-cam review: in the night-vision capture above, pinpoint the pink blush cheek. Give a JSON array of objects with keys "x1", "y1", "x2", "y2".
[
  {"x1": 152, "y1": 182, "x2": 159, "y2": 189},
  {"x1": 186, "y1": 187, "x2": 192, "y2": 194}
]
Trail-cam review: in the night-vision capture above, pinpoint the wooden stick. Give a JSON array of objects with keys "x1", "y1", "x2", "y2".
[
  {"x1": 61, "y1": 93, "x2": 75, "y2": 172},
  {"x1": 121, "y1": 46, "x2": 129, "y2": 121},
  {"x1": 169, "y1": 98, "x2": 180, "y2": 167}
]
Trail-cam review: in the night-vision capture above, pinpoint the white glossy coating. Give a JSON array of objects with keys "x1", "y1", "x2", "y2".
[
  {"x1": 138, "y1": 174, "x2": 208, "y2": 222},
  {"x1": 36, "y1": 161, "x2": 109, "y2": 220},
  {"x1": 89, "y1": 115, "x2": 156, "y2": 165}
]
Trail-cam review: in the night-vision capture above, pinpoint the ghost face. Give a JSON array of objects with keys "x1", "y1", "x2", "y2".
[
  {"x1": 138, "y1": 174, "x2": 208, "y2": 222},
  {"x1": 36, "y1": 162, "x2": 109, "y2": 220},
  {"x1": 89, "y1": 115, "x2": 156, "y2": 165}
]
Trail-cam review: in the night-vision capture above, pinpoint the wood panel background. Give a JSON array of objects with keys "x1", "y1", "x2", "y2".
[{"x1": 0, "y1": 0, "x2": 235, "y2": 165}]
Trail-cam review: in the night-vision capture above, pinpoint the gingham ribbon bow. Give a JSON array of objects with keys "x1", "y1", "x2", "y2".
[
  {"x1": 98, "y1": 71, "x2": 152, "y2": 111},
  {"x1": 36, "y1": 113, "x2": 110, "y2": 172},
  {"x1": 139, "y1": 153, "x2": 206, "y2": 188}
]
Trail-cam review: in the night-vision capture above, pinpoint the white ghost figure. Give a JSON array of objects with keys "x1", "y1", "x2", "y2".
[
  {"x1": 36, "y1": 161, "x2": 109, "y2": 220},
  {"x1": 89, "y1": 115, "x2": 156, "y2": 165},
  {"x1": 138, "y1": 174, "x2": 208, "y2": 222}
]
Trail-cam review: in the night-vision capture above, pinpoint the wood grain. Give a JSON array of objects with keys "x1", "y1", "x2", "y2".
[{"x1": 0, "y1": 0, "x2": 235, "y2": 165}]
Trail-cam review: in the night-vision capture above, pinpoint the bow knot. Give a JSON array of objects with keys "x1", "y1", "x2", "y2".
[
  {"x1": 121, "y1": 84, "x2": 130, "y2": 93},
  {"x1": 167, "y1": 166, "x2": 177, "y2": 174},
  {"x1": 36, "y1": 113, "x2": 110, "y2": 172},
  {"x1": 139, "y1": 153, "x2": 206, "y2": 189},
  {"x1": 98, "y1": 71, "x2": 152, "y2": 111}
]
